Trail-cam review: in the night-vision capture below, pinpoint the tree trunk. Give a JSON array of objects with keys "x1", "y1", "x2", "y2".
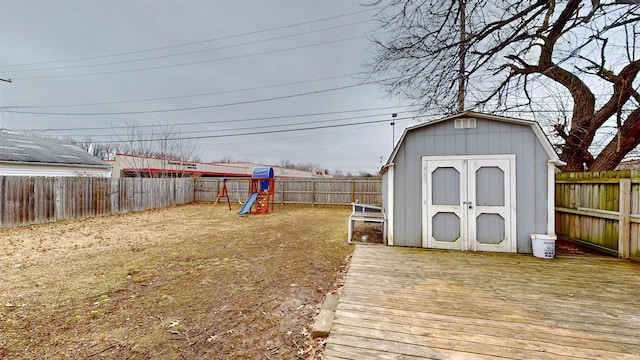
[{"x1": 590, "y1": 108, "x2": 640, "y2": 171}]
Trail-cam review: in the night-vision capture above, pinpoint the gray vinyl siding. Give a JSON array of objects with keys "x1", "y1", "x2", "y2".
[{"x1": 388, "y1": 118, "x2": 550, "y2": 252}]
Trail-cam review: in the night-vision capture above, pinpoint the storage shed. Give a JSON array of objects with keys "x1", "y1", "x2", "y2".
[{"x1": 381, "y1": 111, "x2": 564, "y2": 253}]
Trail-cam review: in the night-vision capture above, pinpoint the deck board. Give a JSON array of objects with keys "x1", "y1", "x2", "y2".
[{"x1": 324, "y1": 245, "x2": 640, "y2": 360}]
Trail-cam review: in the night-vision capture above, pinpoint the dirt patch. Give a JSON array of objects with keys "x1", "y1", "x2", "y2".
[{"x1": 0, "y1": 203, "x2": 354, "y2": 359}]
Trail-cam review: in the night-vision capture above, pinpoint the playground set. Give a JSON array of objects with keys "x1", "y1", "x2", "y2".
[{"x1": 212, "y1": 167, "x2": 275, "y2": 215}]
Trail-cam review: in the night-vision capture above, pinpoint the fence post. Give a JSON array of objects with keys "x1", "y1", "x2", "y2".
[
  {"x1": 351, "y1": 180, "x2": 355, "y2": 203},
  {"x1": 54, "y1": 177, "x2": 62, "y2": 221},
  {"x1": 110, "y1": 178, "x2": 119, "y2": 214},
  {"x1": 618, "y1": 178, "x2": 631, "y2": 259},
  {"x1": 280, "y1": 179, "x2": 284, "y2": 205},
  {"x1": 568, "y1": 184, "x2": 576, "y2": 238},
  {"x1": 311, "y1": 179, "x2": 315, "y2": 207}
]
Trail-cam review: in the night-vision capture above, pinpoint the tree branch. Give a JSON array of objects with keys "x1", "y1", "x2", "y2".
[{"x1": 591, "y1": 107, "x2": 640, "y2": 170}]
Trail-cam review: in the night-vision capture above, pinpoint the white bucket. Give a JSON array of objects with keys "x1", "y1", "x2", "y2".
[{"x1": 530, "y1": 234, "x2": 556, "y2": 259}]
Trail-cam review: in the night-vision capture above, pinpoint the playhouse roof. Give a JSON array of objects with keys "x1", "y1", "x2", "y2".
[{"x1": 382, "y1": 111, "x2": 564, "y2": 174}]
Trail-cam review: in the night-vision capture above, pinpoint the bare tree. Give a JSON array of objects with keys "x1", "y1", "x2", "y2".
[
  {"x1": 68, "y1": 137, "x2": 92, "y2": 153},
  {"x1": 369, "y1": 0, "x2": 640, "y2": 171},
  {"x1": 95, "y1": 142, "x2": 128, "y2": 161},
  {"x1": 279, "y1": 160, "x2": 321, "y2": 172},
  {"x1": 66, "y1": 137, "x2": 126, "y2": 161},
  {"x1": 115, "y1": 121, "x2": 200, "y2": 177},
  {"x1": 216, "y1": 157, "x2": 235, "y2": 163}
]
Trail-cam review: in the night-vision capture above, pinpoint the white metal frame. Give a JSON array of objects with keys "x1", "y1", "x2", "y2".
[{"x1": 347, "y1": 203, "x2": 387, "y2": 244}]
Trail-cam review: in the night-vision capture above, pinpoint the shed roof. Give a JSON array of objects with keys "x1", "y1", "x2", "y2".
[
  {"x1": 0, "y1": 132, "x2": 111, "y2": 168},
  {"x1": 382, "y1": 111, "x2": 564, "y2": 173}
]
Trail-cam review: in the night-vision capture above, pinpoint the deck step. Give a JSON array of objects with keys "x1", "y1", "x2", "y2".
[{"x1": 311, "y1": 294, "x2": 339, "y2": 338}]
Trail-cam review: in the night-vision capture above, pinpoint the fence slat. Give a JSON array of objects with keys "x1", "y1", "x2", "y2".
[
  {"x1": 0, "y1": 176, "x2": 378, "y2": 229},
  {"x1": 619, "y1": 179, "x2": 631, "y2": 259},
  {"x1": 0, "y1": 177, "x2": 195, "y2": 228},
  {"x1": 556, "y1": 171, "x2": 639, "y2": 259},
  {"x1": 194, "y1": 178, "x2": 382, "y2": 206}
]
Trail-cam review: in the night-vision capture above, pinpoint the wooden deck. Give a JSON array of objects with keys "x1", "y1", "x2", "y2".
[{"x1": 324, "y1": 245, "x2": 640, "y2": 359}]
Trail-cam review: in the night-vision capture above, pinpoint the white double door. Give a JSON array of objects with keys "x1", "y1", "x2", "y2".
[{"x1": 422, "y1": 155, "x2": 516, "y2": 252}]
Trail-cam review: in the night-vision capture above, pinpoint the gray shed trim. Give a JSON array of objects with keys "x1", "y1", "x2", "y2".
[
  {"x1": 383, "y1": 111, "x2": 565, "y2": 172},
  {"x1": 0, "y1": 132, "x2": 110, "y2": 168}
]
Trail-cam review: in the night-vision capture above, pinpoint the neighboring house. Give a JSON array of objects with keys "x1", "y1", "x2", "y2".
[
  {"x1": 381, "y1": 111, "x2": 565, "y2": 253},
  {"x1": 108, "y1": 154, "x2": 332, "y2": 178},
  {"x1": 0, "y1": 132, "x2": 111, "y2": 177},
  {"x1": 616, "y1": 159, "x2": 640, "y2": 170}
]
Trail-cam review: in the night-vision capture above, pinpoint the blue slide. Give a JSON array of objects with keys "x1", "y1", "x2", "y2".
[{"x1": 237, "y1": 192, "x2": 259, "y2": 215}]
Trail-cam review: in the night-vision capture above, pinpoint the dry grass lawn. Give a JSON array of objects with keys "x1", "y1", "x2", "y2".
[{"x1": 0, "y1": 203, "x2": 354, "y2": 359}]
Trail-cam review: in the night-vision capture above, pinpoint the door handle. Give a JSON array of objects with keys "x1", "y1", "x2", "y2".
[{"x1": 463, "y1": 201, "x2": 473, "y2": 209}]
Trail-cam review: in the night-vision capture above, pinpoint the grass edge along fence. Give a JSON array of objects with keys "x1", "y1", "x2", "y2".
[
  {"x1": 194, "y1": 178, "x2": 382, "y2": 206},
  {"x1": 555, "y1": 170, "x2": 639, "y2": 260},
  {"x1": 0, "y1": 176, "x2": 194, "y2": 228}
]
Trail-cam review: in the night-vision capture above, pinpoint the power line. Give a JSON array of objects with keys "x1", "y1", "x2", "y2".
[
  {"x1": 2, "y1": 83, "x2": 372, "y2": 115},
  {"x1": 36, "y1": 110, "x2": 416, "y2": 138},
  {"x1": 95, "y1": 115, "x2": 417, "y2": 143},
  {"x1": 1, "y1": 9, "x2": 376, "y2": 68},
  {"x1": 11, "y1": 33, "x2": 376, "y2": 80},
  {"x1": 7, "y1": 73, "x2": 366, "y2": 109},
  {"x1": 6, "y1": 20, "x2": 374, "y2": 74},
  {"x1": 15, "y1": 105, "x2": 409, "y2": 131},
  {"x1": 200, "y1": 121, "x2": 393, "y2": 148}
]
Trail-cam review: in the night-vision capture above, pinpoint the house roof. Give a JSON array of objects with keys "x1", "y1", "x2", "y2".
[
  {"x1": 0, "y1": 132, "x2": 111, "y2": 168},
  {"x1": 382, "y1": 111, "x2": 564, "y2": 174}
]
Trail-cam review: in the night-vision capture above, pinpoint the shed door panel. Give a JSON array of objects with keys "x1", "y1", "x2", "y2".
[
  {"x1": 468, "y1": 158, "x2": 516, "y2": 252},
  {"x1": 425, "y1": 160, "x2": 464, "y2": 250},
  {"x1": 423, "y1": 156, "x2": 516, "y2": 252}
]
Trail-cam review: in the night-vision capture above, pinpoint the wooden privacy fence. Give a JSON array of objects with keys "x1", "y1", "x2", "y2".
[
  {"x1": 0, "y1": 177, "x2": 379, "y2": 229},
  {"x1": 195, "y1": 178, "x2": 382, "y2": 206},
  {"x1": 555, "y1": 171, "x2": 639, "y2": 260},
  {"x1": 0, "y1": 176, "x2": 194, "y2": 228}
]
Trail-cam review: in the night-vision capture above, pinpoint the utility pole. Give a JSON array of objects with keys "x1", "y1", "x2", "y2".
[{"x1": 457, "y1": 0, "x2": 466, "y2": 113}]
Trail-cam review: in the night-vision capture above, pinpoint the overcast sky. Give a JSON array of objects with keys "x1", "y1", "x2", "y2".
[{"x1": 0, "y1": 0, "x2": 421, "y2": 174}]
